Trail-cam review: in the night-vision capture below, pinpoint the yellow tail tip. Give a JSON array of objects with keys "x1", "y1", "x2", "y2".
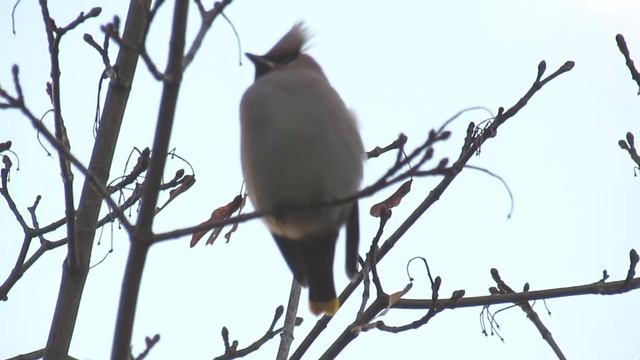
[{"x1": 310, "y1": 298, "x2": 340, "y2": 316}]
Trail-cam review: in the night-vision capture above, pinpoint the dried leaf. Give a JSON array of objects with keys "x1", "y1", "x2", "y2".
[
  {"x1": 168, "y1": 174, "x2": 195, "y2": 202},
  {"x1": 108, "y1": 148, "x2": 150, "y2": 193},
  {"x1": 389, "y1": 282, "x2": 412, "y2": 307},
  {"x1": 190, "y1": 194, "x2": 244, "y2": 247},
  {"x1": 133, "y1": 148, "x2": 150, "y2": 175},
  {"x1": 370, "y1": 180, "x2": 412, "y2": 217},
  {"x1": 206, "y1": 226, "x2": 224, "y2": 246},
  {"x1": 379, "y1": 282, "x2": 413, "y2": 317},
  {"x1": 224, "y1": 193, "x2": 247, "y2": 243}
]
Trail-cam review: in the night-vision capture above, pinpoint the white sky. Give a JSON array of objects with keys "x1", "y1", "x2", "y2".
[{"x1": 1, "y1": 1, "x2": 639, "y2": 359}]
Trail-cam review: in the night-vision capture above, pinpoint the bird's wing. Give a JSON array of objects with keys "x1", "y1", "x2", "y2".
[
  {"x1": 272, "y1": 233, "x2": 308, "y2": 286},
  {"x1": 345, "y1": 201, "x2": 360, "y2": 279}
]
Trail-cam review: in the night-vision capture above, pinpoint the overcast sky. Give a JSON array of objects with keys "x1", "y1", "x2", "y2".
[{"x1": 1, "y1": 1, "x2": 639, "y2": 359}]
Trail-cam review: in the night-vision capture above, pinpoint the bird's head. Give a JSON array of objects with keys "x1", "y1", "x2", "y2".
[{"x1": 246, "y1": 22, "x2": 320, "y2": 80}]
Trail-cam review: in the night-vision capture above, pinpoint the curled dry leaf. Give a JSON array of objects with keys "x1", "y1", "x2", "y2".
[
  {"x1": 168, "y1": 174, "x2": 195, "y2": 201},
  {"x1": 224, "y1": 193, "x2": 247, "y2": 243},
  {"x1": 133, "y1": 148, "x2": 151, "y2": 175},
  {"x1": 389, "y1": 282, "x2": 413, "y2": 306},
  {"x1": 379, "y1": 282, "x2": 413, "y2": 317},
  {"x1": 369, "y1": 180, "x2": 412, "y2": 217},
  {"x1": 112, "y1": 148, "x2": 150, "y2": 191},
  {"x1": 190, "y1": 194, "x2": 244, "y2": 247}
]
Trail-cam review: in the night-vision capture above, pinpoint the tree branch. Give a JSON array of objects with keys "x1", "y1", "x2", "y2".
[
  {"x1": 395, "y1": 268, "x2": 640, "y2": 309},
  {"x1": 183, "y1": 0, "x2": 234, "y2": 70},
  {"x1": 7, "y1": 348, "x2": 79, "y2": 360},
  {"x1": 38, "y1": 0, "x2": 81, "y2": 269},
  {"x1": 290, "y1": 60, "x2": 575, "y2": 359},
  {"x1": 490, "y1": 269, "x2": 566, "y2": 360},
  {"x1": 0, "y1": 67, "x2": 134, "y2": 233},
  {"x1": 102, "y1": 15, "x2": 166, "y2": 81},
  {"x1": 615, "y1": 34, "x2": 640, "y2": 95},
  {"x1": 111, "y1": 1, "x2": 189, "y2": 358},
  {"x1": 43, "y1": 0, "x2": 150, "y2": 357},
  {"x1": 618, "y1": 132, "x2": 640, "y2": 173},
  {"x1": 276, "y1": 278, "x2": 302, "y2": 360},
  {"x1": 153, "y1": 129, "x2": 453, "y2": 243},
  {"x1": 214, "y1": 306, "x2": 303, "y2": 360}
]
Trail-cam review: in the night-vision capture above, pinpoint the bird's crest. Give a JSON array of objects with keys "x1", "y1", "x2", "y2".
[{"x1": 263, "y1": 22, "x2": 310, "y2": 61}]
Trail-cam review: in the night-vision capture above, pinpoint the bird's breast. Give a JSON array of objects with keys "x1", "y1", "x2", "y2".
[{"x1": 240, "y1": 69, "x2": 363, "y2": 239}]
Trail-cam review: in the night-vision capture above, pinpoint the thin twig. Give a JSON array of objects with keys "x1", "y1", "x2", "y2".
[
  {"x1": 183, "y1": 0, "x2": 234, "y2": 69},
  {"x1": 0, "y1": 76, "x2": 134, "y2": 233},
  {"x1": 490, "y1": 269, "x2": 566, "y2": 360},
  {"x1": 153, "y1": 129, "x2": 453, "y2": 242},
  {"x1": 618, "y1": 132, "x2": 640, "y2": 172},
  {"x1": 132, "y1": 334, "x2": 160, "y2": 360},
  {"x1": 39, "y1": 0, "x2": 80, "y2": 268},
  {"x1": 102, "y1": 16, "x2": 165, "y2": 81},
  {"x1": 215, "y1": 306, "x2": 303, "y2": 360},
  {"x1": 615, "y1": 34, "x2": 640, "y2": 94},
  {"x1": 395, "y1": 275, "x2": 640, "y2": 310},
  {"x1": 111, "y1": 1, "x2": 190, "y2": 358},
  {"x1": 367, "y1": 134, "x2": 408, "y2": 159},
  {"x1": 56, "y1": 7, "x2": 102, "y2": 36},
  {"x1": 6, "y1": 348, "x2": 79, "y2": 360},
  {"x1": 0, "y1": 156, "x2": 29, "y2": 230},
  {"x1": 290, "y1": 60, "x2": 575, "y2": 360},
  {"x1": 465, "y1": 164, "x2": 514, "y2": 218},
  {"x1": 276, "y1": 278, "x2": 302, "y2": 360},
  {"x1": 11, "y1": 0, "x2": 23, "y2": 35}
]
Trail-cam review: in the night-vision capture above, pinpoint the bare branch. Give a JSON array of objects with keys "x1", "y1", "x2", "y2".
[
  {"x1": 0, "y1": 70, "x2": 133, "y2": 233},
  {"x1": 276, "y1": 278, "x2": 302, "y2": 360},
  {"x1": 102, "y1": 17, "x2": 166, "y2": 81},
  {"x1": 625, "y1": 249, "x2": 639, "y2": 283},
  {"x1": 154, "y1": 125, "x2": 453, "y2": 242},
  {"x1": 368, "y1": 208, "x2": 391, "y2": 298},
  {"x1": 290, "y1": 60, "x2": 575, "y2": 359},
  {"x1": 490, "y1": 269, "x2": 566, "y2": 360},
  {"x1": 367, "y1": 133, "x2": 407, "y2": 159},
  {"x1": 40, "y1": 1, "x2": 152, "y2": 357},
  {"x1": 7, "y1": 348, "x2": 79, "y2": 360},
  {"x1": 83, "y1": 33, "x2": 112, "y2": 70},
  {"x1": 111, "y1": 0, "x2": 190, "y2": 357},
  {"x1": 11, "y1": 0, "x2": 23, "y2": 35},
  {"x1": 370, "y1": 278, "x2": 447, "y2": 334},
  {"x1": 1, "y1": 155, "x2": 30, "y2": 230},
  {"x1": 618, "y1": 132, "x2": 640, "y2": 173},
  {"x1": 0, "y1": 166, "x2": 154, "y2": 301},
  {"x1": 37, "y1": 1, "x2": 102, "y2": 269},
  {"x1": 0, "y1": 236, "x2": 66, "y2": 301},
  {"x1": 395, "y1": 272, "x2": 640, "y2": 310},
  {"x1": 57, "y1": 7, "x2": 101, "y2": 36},
  {"x1": 464, "y1": 165, "x2": 514, "y2": 218},
  {"x1": 615, "y1": 34, "x2": 640, "y2": 94},
  {"x1": 214, "y1": 305, "x2": 303, "y2": 360},
  {"x1": 183, "y1": 0, "x2": 235, "y2": 69},
  {"x1": 132, "y1": 334, "x2": 160, "y2": 360}
]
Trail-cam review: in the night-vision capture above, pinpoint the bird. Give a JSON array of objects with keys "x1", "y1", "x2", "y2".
[{"x1": 240, "y1": 22, "x2": 364, "y2": 316}]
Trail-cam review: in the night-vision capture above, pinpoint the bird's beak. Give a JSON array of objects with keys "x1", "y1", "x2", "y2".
[
  {"x1": 245, "y1": 53, "x2": 274, "y2": 80},
  {"x1": 245, "y1": 53, "x2": 267, "y2": 66}
]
